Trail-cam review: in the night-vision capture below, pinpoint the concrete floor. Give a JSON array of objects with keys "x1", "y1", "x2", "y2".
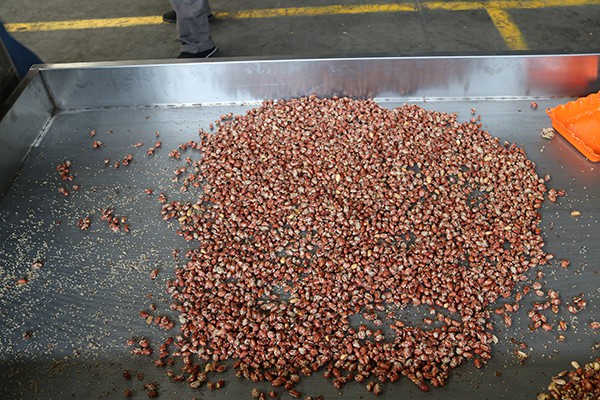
[{"x1": 1, "y1": 0, "x2": 600, "y2": 64}]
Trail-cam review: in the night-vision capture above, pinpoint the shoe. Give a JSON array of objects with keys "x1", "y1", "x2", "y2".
[
  {"x1": 177, "y1": 47, "x2": 218, "y2": 58},
  {"x1": 162, "y1": 10, "x2": 214, "y2": 23},
  {"x1": 162, "y1": 10, "x2": 177, "y2": 23}
]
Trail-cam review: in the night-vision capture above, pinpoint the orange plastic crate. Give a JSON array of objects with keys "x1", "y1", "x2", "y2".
[{"x1": 547, "y1": 92, "x2": 600, "y2": 162}]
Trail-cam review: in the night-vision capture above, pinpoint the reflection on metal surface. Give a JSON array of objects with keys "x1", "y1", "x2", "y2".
[
  {"x1": 526, "y1": 55, "x2": 600, "y2": 94},
  {"x1": 0, "y1": 73, "x2": 53, "y2": 196},
  {"x1": 37, "y1": 55, "x2": 600, "y2": 109}
]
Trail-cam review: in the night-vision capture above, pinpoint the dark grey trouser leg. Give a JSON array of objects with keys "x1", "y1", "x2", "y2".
[{"x1": 170, "y1": 0, "x2": 214, "y2": 53}]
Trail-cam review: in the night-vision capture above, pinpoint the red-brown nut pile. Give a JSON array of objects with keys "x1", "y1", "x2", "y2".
[
  {"x1": 538, "y1": 358, "x2": 600, "y2": 400},
  {"x1": 161, "y1": 96, "x2": 551, "y2": 394}
]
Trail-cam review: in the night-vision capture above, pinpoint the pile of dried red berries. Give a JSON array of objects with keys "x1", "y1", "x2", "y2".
[
  {"x1": 538, "y1": 358, "x2": 600, "y2": 400},
  {"x1": 155, "y1": 96, "x2": 556, "y2": 396}
]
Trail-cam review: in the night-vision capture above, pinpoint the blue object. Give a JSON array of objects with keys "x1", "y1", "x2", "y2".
[{"x1": 0, "y1": 21, "x2": 43, "y2": 79}]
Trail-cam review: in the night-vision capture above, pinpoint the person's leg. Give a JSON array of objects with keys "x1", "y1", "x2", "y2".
[
  {"x1": 170, "y1": 0, "x2": 216, "y2": 57},
  {"x1": 163, "y1": 10, "x2": 214, "y2": 24}
]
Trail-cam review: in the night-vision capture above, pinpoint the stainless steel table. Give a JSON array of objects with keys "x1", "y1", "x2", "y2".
[{"x1": 0, "y1": 55, "x2": 599, "y2": 399}]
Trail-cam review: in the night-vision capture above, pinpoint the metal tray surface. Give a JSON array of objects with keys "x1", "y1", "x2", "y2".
[
  {"x1": 1, "y1": 54, "x2": 600, "y2": 399},
  {"x1": 0, "y1": 97, "x2": 599, "y2": 400}
]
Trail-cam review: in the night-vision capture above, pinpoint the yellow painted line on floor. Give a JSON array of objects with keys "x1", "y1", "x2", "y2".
[
  {"x1": 6, "y1": 16, "x2": 162, "y2": 32},
  {"x1": 423, "y1": 0, "x2": 600, "y2": 11},
  {"x1": 491, "y1": 0, "x2": 600, "y2": 8},
  {"x1": 421, "y1": 1, "x2": 485, "y2": 11},
  {"x1": 6, "y1": 1, "x2": 600, "y2": 33},
  {"x1": 4, "y1": 0, "x2": 600, "y2": 53},
  {"x1": 4, "y1": 4, "x2": 418, "y2": 33},
  {"x1": 486, "y1": 8, "x2": 528, "y2": 50},
  {"x1": 223, "y1": 3, "x2": 417, "y2": 19}
]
